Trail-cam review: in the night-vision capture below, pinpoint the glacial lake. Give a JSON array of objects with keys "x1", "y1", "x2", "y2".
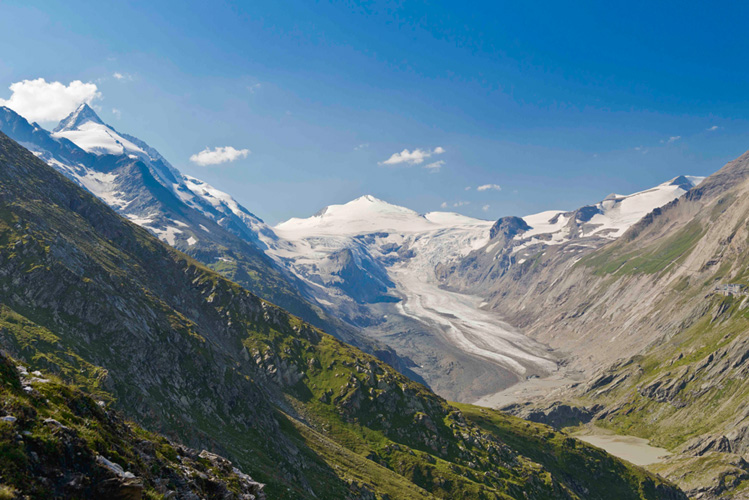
[{"x1": 575, "y1": 433, "x2": 671, "y2": 465}]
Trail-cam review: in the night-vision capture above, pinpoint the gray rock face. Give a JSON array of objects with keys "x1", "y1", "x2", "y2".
[
  {"x1": 489, "y1": 216, "x2": 531, "y2": 240},
  {"x1": 505, "y1": 402, "x2": 603, "y2": 429}
]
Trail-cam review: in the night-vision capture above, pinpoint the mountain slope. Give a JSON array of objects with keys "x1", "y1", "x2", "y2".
[
  {"x1": 0, "y1": 131, "x2": 685, "y2": 499},
  {"x1": 436, "y1": 175, "x2": 703, "y2": 374},
  {"x1": 0, "y1": 105, "x2": 414, "y2": 376}
]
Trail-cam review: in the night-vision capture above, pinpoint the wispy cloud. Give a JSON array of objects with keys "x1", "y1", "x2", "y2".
[
  {"x1": 112, "y1": 108, "x2": 121, "y2": 119},
  {"x1": 482, "y1": 204, "x2": 490, "y2": 212},
  {"x1": 707, "y1": 125, "x2": 720, "y2": 131},
  {"x1": 247, "y1": 83, "x2": 261, "y2": 93},
  {"x1": 379, "y1": 146, "x2": 445, "y2": 166},
  {"x1": 464, "y1": 186, "x2": 471, "y2": 191},
  {"x1": 0, "y1": 78, "x2": 101, "y2": 123},
  {"x1": 423, "y1": 160, "x2": 444, "y2": 173},
  {"x1": 113, "y1": 72, "x2": 133, "y2": 81},
  {"x1": 190, "y1": 146, "x2": 250, "y2": 166},
  {"x1": 354, "y1": 143, "x2": 369, "y2": 151},
  {"x1": 441, "y1": 200, "x2": 470, "y2": 208},
  {"x1": 477, "y1": 183, "x2": 501, "y2": 192},
  {"x1": 660, "y1": 136, "x2": 681, "y2": 144}
]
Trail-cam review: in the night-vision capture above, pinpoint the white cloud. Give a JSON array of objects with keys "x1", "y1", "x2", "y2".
[
  {"x1": 189, "y1": 146, "x2": 250, "y2": 166},
  {"x1": 379, "y1": 146, "x2": 445, "y2": 166},
  {"x1": 354, "y1": 143, "x2": 369, "y2": 151},
  {"x1": 464, "y1": 186, "x2": 471, "y2": 191},
  {"x1": 707, "y1": 125, "x2": 720, "y2": 131},
  {"x1": 112, "y1": 108, "x2": 121, "y2": 119},
  {"x1": 423, "y1": 160, "x2": 444, "y2": 173},
  {"x1": 661, "y1": 136, "x2": 681, "y2": 144},
  {"x1": 112, "y1": 72, "x2": 132, "y2": 81},
  {"x1": 0, "y1": 78, "x2": 101, "y2": 123},
  {"x1": 482, "y1": 204, "x2": 490, "y2": 212},
  {"x1": 248, "y1": 83, "x2": 261, "y2": 93},
  {"x1": 440, "y1": 201, "x2": 448, "y2": 208},
  {"x1": 477, "y1": 183, "x2": 501, "y2": 192}
]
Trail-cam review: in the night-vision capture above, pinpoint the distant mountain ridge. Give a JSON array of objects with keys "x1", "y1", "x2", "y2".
[{"x1": 436, "y1": 175, "x2": 703, "y2": 316}]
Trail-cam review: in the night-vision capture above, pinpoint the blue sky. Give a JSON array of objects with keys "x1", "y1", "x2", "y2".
[{"x1": 1, "y1": 0, "x2": 749, "y2": 223}]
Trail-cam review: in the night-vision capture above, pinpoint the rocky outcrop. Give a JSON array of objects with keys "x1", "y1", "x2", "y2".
[
  {"x1": 0, "y1": 351, "x2": 265, "y2": 500},
  {"x1": 489, "y1": 216, "x2": 531, "y2": 240},
  {"x1": 506, "y1": 402, "x2": 603, "y2": 429}
]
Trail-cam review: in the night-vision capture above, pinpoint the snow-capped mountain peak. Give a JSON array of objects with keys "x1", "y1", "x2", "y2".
[
  {"x1": 0, "y1": 104, "x2": 277, "y2": 253},
  {"x1": 52, "y1": 103, "x2": 104, "y2": 132},
  {"x1": 501, "y1": 174, "x2": 703, "y2": 257},
  {"x1": 276, "y1": 195, "x2": 491, "y2": 239},
  {"x1": 51, "y1": 104, "x2": 145, "y2": 156}
]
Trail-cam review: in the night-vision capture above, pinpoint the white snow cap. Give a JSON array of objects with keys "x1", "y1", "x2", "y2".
[{"x1": 276, "y1": 195, "x2": 490, "y2": 239}]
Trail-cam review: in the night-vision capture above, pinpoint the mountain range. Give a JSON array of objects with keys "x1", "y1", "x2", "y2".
[
  {"x1": 4, "y1": 103, "x2": 699, "y2": 405},
  {"x1": 3, "y1": 100, "x2": 749, "y2": 498},
  {"x1": 0, "y1": 104, "x2": 423, "y2": 381},
  {"x1": 0, "y1": 128, "x2": 686, "y2": 498}
]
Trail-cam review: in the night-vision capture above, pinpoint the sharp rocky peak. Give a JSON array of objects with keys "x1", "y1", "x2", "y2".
[
  {"x1": 668, "y1": 175, "x2": 697, "y2": 191},
  {"x1": 54, "y1": 103, "x2": 105, "y2": 133}
]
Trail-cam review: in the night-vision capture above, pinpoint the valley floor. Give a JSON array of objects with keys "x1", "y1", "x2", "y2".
[{"x1": 473, "y1": 371, "x2": 583, "y2": 408}]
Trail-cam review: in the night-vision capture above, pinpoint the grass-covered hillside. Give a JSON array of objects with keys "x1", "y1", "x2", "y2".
[
  {"x1": 0, "y1": 350, "x2": 265, "y2": 499},
  {"x1": 0, "y1": 131, "x2": 684, "y2": 499}
]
